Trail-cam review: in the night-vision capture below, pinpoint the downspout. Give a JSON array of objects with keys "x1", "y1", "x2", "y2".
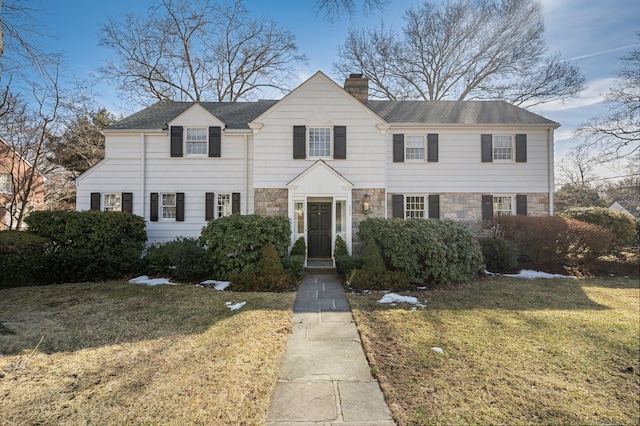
[
  {"x1": 548, "y1": 128, "x2": 555, "y2": 216},
  {"x1": 140, "y1": 132, "x2": 146, "y2": 218},
  {"x1": 244, "y1": 132, "x2": 249, "y2": 214}
]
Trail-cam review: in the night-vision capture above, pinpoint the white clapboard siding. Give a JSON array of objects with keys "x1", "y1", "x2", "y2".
[
  {"x1": 387, "y1": 127, "x2": 550, "y2": 193},
  {"x1": 252, "y1": 74, "x2": 387, "y2": 189}
]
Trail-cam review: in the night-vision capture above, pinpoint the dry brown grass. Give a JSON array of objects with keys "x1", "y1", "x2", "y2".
[
  {"x1": 348, "y1": 276, "x2": 640, "y2": 425},
  {"x1": 0, "y1": 282, "x2": 295, "y2": 425}
]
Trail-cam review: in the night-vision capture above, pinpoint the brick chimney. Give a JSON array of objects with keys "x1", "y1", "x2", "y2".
[{"x1": 343, "y1": 73, "x2": 368, "y2": 104}]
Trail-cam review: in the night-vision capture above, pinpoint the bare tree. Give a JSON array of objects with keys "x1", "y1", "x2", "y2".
[
  {"x1": 556, "y1": 145, "x2": 599, "y2": 187},
  {"x1": 0, "y1": 73, "x2": 60, "y2": 229},
  {"x1": 336, "y1": 0, "x2": 585, "y2": 106},
  {"x1": 576, "y1": 32, "x2": 640, "y2": 162},
  {"x1": 314, "y1": 0, "x2": 389, "y2": 20},
  {"x1": 99, "y1": 0, "x2": 307, "y2": 105}
]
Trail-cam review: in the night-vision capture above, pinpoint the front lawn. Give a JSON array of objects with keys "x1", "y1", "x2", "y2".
[
  {"x1": 0, "y1": 282, "x2": 295, "y2": 425},
  {"x1": 347, "y1": 277, "x2": 639, "y2": 425}
]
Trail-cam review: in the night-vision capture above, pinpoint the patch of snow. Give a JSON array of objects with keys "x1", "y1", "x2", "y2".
[
  {"x1": 503, "y1": 270, "x2": 577, "y2": 280},
  {"x1": 431, "y1": 347, "x2": 443, "y2": 354},
  {"x1": 378, "y1": 293, "x2": 426, "y2": 309},
  {"x1": 225, "y1": 301, "x2": 246, "y2": 311},
  {"x1": 200, "y1": 280, "x2": 231, "y2": 291},
  {"x1": 128, "y1": 276, "x2": 176, "y2": 286}
]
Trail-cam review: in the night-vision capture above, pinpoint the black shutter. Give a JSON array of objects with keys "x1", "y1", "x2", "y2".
[
  {"x1": 122, "y1": 192, "x2": 133, "y2": 214},
  {"x1": 176, "y1": 192, "x2": 185, "y2": 221},
  {"x1": 170, "y1": 126, "x2": 183, "y2": 157},
  {"x1": 232, "y1": 193, "x2": 241, "y2": 214},
  {"x1": 392, "y1": 194, "x2": 404, "y2": 218},
  {"x1": 515, "y1": 134, "x2": 527, "y2": 162},
  {"x1": 428, "y1": 194, "x2": 440, "y2": 219},
  {"x1": 482, "y1": 195, "x2": 494, "y2": 221},
  {"x1": 293, "y1": 125, "x2": 306, "y2": 159},
  {"x1": 209, "y1": 126, "x2": 221, "y2": 157},
  {"x1": 150, "y1": 193, "x2": 159, "y2": 221},
  {"x1": 481, "y1": 134, "x2": 493, "y2": 162},
  {"x1": 205, "y1": 192, "x2": 214, "y2": 221},
  {"x1": 516, "y1": 194, "x2": 527, "y2": 216},
  {"x1": 393, "y1": 134, "x2": 404, "y2": 162},
  {"x1": 427, "y1": 134, "x2": 439, "y2": 162},
  {"x1": 333, "y1": 126, "x2": 346, "y2": 159},
  {"x1": 90, "y1": 192, "x2": 100, "y2": 211}
]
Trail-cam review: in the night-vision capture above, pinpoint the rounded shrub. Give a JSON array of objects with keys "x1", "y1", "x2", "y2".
[
  {"x1": 560, "y1": 207, "x2": 636, "y2": 247},
  {"x1": 229, "y1": 242, "x2": 295, "y2": 292},
  {"x1": 564, "y1": 218, "x2": 613, "y2": 263},
  {"x1": 334, "y1": 235, "x2": 349, "y2": 257},
  {"x1": 144, "y1": 237, "x2": 211, "y2": 282},
  {"x1": 200, "y1": 214, "x2": 290, "y2": 280},
  {"x1": 290, "y1": 237, "x2": 306, "y2": 256},
  {"x1": 480, "y1": 237, "x2": 518, "y2": 273},
  {"x1": 0, "y1": 230, "x2": 49, "y2": 288}
]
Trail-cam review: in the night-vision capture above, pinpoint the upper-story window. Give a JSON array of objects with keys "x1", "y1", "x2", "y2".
[
  {"x1": 104, "y1": 193, "x2": 121, "y2": 211},
  {"x1": 0, "y1": 173, "x2": 11, "y2": 193},
  {"x1": 493, "y1": 135, "x2": 513, "y2": 161},
  {"x1": 308, "y1": 127, "x2": 331, "y2": 158},
  {"x1": 186, "y1": 128, "x2": 208, "y2": 155},
  {"x1": 405, "y1": 136, "x2": 425, "y2": 161}
]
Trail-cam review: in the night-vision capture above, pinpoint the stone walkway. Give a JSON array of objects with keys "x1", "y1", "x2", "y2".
[{"x1": 267, "y1": 273, "x2": 395, "y2": 425}]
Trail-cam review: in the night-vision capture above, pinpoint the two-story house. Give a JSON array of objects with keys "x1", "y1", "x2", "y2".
[
  {"x1": 0, "y1": 138, "x2": 46, "y2": 230},
  {"x1": 76, "y1": 71, "x2": 559, "y2": 259}
]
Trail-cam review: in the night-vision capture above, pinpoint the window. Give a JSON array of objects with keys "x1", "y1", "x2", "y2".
[
  {"x1": 104, "y1": 193, "x2": 121, "y2": 211},
  {"x1": 405, "y1": 136, "x2": 425, "y2": 160},
  {"x1": 217, "y1": 193, "x2": 231, "y2": 218},
  {"x1": 295, "y1": 202, "x2": 304, "y2": 236},
  {"x1": 406, "y1": 196, "x2": 425, "y2": 218},
  {"x1": 186, "y1": 127, "x2": 208, "y2": 155},
  {"x1": 493, "y1": 136, "x2": 513, "y2": 161},
  {"x1": 161, "y1": 193, "x2": 177, "y2": 219},
  {"x1": 308, "y1": 127, "x2": 331, "y2": 158},
  {"x1": 493, "y1": 196, "x2": 513, "y2": 216},
  {"x1": 0, "y1": 173, "x2": 11, "y2": 193}
]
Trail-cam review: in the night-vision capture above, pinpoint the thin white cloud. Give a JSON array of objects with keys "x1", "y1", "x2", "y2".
[
  {"x1": 532, "y1": 77, "x2": 615, "y2": 113},
  {"x1": 564, "y1": 44, "x2": 640, "y2": 62}
]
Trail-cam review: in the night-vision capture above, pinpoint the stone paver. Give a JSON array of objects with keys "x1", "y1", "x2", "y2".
[{"x1": 267, "y1": 273, "x2": 395, "y2": 425}]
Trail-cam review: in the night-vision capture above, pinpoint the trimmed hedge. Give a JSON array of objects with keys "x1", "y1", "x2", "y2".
[
  {"x1": 560, "y1": 207, "x2": 636, "y2": 247},
  {"x1": 0, "y1": 231, "x2": 49, "y2": 288},
  {"x1": 480, "y1": 237, "x2": 518, "y2": 273},
  {"x1": 200, "y1": 214, "x2": 291, "y2": 280},
  {"x1": 564, "y1": 219, "x2": 613, "y2": 263},
  {"x1": 347, "y1": 238, "x2": 410, "y2": 291},
  {"x1": 24, "y1": 210, "x2": 146, "y2": 282},
  {"x1": 290, "y1": 237, "x2": 306, "y2": 256},
  {"x1": 229, "y1": 242, "x2": 296, "y2": 292},
  {"x1": 358, "y1": 218, "x2": 483, "y2": 286},
  {"x1": 144, "y1": 237, "x2": 211, "y2": 282}
]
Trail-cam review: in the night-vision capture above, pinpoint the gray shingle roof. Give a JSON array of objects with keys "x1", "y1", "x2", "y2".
[
  {"x1": 107, "y1": 101, "x2": 278, "y2": 130},
  {"x1": 367, "y1": 100, "x2": 558, "y2": 125},
  {"x1": 107, "y1": 99, "x2": 558, "y2": 130}
]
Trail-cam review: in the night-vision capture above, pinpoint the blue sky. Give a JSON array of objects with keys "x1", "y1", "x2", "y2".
[{"x1": 28, "y1": 0, "x2": 640, "y2": 178}]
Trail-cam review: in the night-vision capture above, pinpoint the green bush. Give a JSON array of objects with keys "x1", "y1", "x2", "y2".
[
  {"x1": 361, "y1": 239, "x2": 386, "y2": 275},
  {"x1": 282, "y1": 255, "x2": 305, "y2": 279},
  {"x1": 560, "y1": 207, "x2": 636, "y2": 247},
  {"x1": 495, "y1": 215, "x2": 570, "y2": 269},
  {"x1": 0, "y1": 231, "x2": 49, "y2": 288},
  {"x1": 229, "y1": 242, "x2": 295, "y2": 292},
  {"x1": 480, "y1": 237, "x2": 518, "y2": 273},
  {"x1": 290, "y1": 237, "x2": 306, "y2": 256},
  {"x1": 358, "y1": 218, "x2": 483, "y2": 286},
  {"x1": 200, "y1": 214, "x2": 290, "y2": 280},
  {"x1": 25, "y1": 210, "x2": 146, "y2": 282},
  {"x1": 347, "y1": 268, "x2": 410, "y2": 292},
  {"x1": 144, "y1": 237, "x2": 211, "y2": 282},
  {"x1": 335, "y1": 254, "x2": 362, "y2": 276},
  {"x1": 334, "y1": 235, "x2": 349, "y2": 257}
]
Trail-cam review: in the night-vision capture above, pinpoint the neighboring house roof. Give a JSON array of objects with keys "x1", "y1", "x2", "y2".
[
  {"x1": 610, "y1": 200, "x2": 640, "y2": 219},
  {"x1": 107, "y1": 98, "x2": 559, "y2": 131}
]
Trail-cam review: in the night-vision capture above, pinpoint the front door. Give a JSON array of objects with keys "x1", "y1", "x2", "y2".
[{"x1": 308, "y1": 202, "x2": 331, "y2": 258}]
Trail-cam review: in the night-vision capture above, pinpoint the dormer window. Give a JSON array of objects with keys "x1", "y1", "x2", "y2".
[{"x1": 186, "y1": 128, "x2": 208, "y2": 155}]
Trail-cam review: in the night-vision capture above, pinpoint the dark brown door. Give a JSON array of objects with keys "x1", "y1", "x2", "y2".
[{"x1": 308, "y1": 202, "x2": 331, "y2": 258}]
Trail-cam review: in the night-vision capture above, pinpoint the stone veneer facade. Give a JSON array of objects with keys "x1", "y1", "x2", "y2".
[
  {"x1": 351, "y1": 188, "x2": 386, "y2": 254},
  {"x1": 254, "y1": 188, "x2": 288, "y2": 216}
]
